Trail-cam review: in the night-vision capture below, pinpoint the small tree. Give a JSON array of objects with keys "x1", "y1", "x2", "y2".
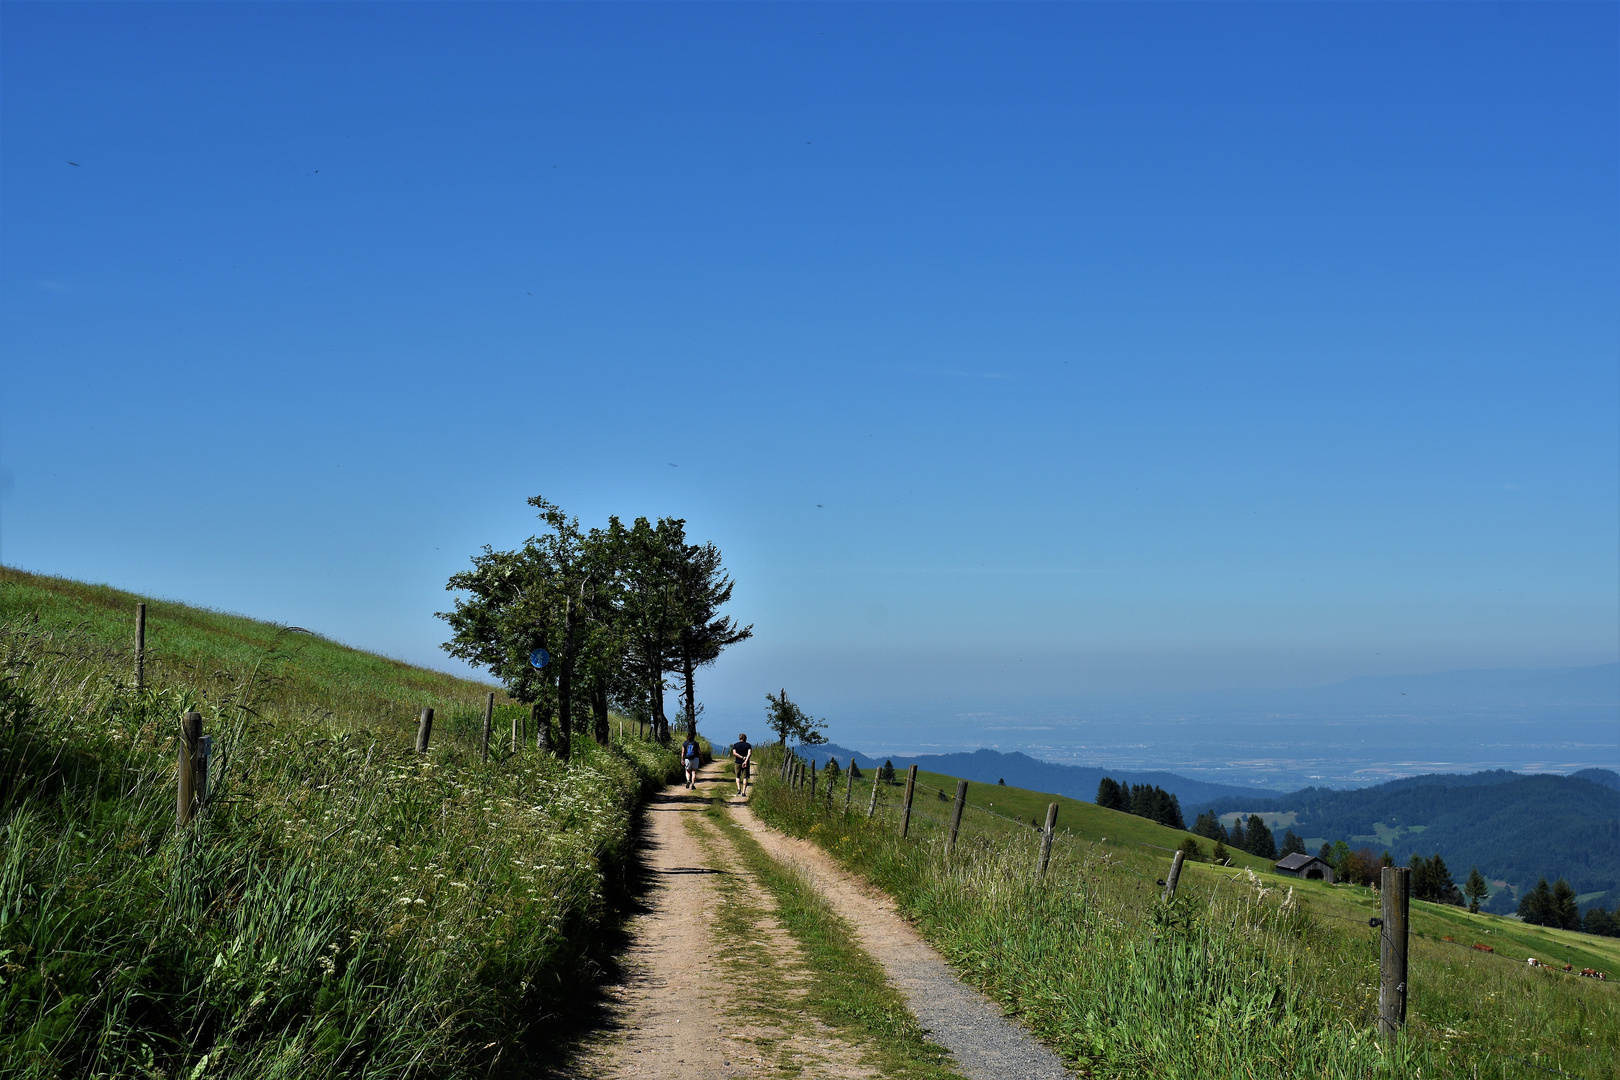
[
  {"x1": 825, "y1": 757, "x2": 842, "y2": 781},
  {"x1": 848, "y1": 760, "x2": 863, "y2": 780},
  {"x1": 1193, "y1": 810, "x2": 1227, "y2": 843},
  {"x1": 880, "y1": 760, "x2": 896, "y2": 783},
  {"x1": 765, "y1": 689, "x2": 826, "y2": 747},
  {"x1": 1585, "y1": 907, "x2": 1618, "y2": 937},
  {"x1": 1177, "y1": 837, "x2": 1205, "y2": 863},
  {"x1": 1280, "y1": 830, "x2": 1306, "y2": 857},
  {"x1": 1463, "y1": 867, "x2": 1490, "y2": 914},
  {"x1": 1211, "y1": 840, "x2": 1230, "y2": 865}
]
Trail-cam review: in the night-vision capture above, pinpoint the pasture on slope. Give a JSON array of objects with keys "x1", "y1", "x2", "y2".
[
  {"x1": 0, "y1": 568, "x2": 685, "y2": 1078},
  {"x1": 767, "y1": 753, "x2": 1620, "y2": 1078}
]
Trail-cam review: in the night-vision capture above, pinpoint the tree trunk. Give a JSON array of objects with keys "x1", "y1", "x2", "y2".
[
  {"x1": 532, "y1": 701, "x2": 549, "y2": 753},
  {"x1": 592, "y1": 680, "x2": 609, "y2": 745},
  {"x1": 682, "y1": 642, "x2": 697, "y2": 742},
  {"x1": 651, "y1": 669, "x2": 669, "y2": 744},
  {"x1": 557, "y1": 597, "x2": 577, "y2": 762}
]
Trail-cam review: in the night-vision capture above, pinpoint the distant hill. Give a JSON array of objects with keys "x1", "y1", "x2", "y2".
[
  {"x1": 1197, "y1": 770, "x2": 1620, "y2": 894},
  {"x1": 794, "y1": 744, "x2": 1275, "y2": 808}
]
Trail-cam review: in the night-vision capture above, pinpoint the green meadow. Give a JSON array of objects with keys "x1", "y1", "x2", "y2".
[
  {"x1": 0, "y1": 567, "x2": 682, "y2": 1078},
  {"x1": 763, "y1": 750, "x2": 1620, "y2": 1079}
]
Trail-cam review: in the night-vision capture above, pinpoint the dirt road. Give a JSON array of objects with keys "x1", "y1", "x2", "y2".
[{"x1": 576, "y1": 763, "x2": 1073, "y2": 1080}]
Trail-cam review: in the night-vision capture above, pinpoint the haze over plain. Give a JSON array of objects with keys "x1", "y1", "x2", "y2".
[{"x1": 3, "y1": 4, "x2": 1615, "y2": 781}]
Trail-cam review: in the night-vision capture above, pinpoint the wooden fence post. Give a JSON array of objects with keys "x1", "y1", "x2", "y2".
[
  {"x1": 1036, "y1": 802, "x2": 1059, "y2": 879},
  {"x1": 1378, "y1": 866, "x2": 1411, "y2": 1041},
  {"x1": 867, "y1": 768, "x2": 882, "y2": 819},
  {"x1": 177, "y1": 711, "x2": 202, "y2": 828},
  {"x1": 481, "y1": 693, "x2": 494, "y2": 764},
  {"x1": 415, "y1": 707, "x2": 434, "y2": 753},
  {"x1": 844, "y1": 763, "x2": 856, "y2": 812},
  {"x1": 511, "y1": 710, "x2": 520, "y2": 753},
  {"x1": 898, "y1": 764, "x2": 918, "y2": 838},
  {"x1": 810, "y1": 760, "x2": 817, "y2": 799},
  {"x1": 946, "y1": 780, "x2": 969, "y2": 855},
  {"x1": 1161, "y1": 849, "x2": 1186, "y2": 901},
  {"x1": 134, "y1": 603, "x2": 146, "y2": 690}
]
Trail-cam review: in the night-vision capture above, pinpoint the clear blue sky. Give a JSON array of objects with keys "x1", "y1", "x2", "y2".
[{"x1": 4, "y1": 3, "x2": 1616, "y2": 753}]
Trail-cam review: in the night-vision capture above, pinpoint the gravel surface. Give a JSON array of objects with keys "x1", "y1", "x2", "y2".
[{"x1": 730, "y1": 800, "x2": 1077, "y2": 1080}]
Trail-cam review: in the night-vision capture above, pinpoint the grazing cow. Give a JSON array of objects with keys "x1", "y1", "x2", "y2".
[{"x1": 1473, "y1": 944, "x2": 1494, "y2": 953}]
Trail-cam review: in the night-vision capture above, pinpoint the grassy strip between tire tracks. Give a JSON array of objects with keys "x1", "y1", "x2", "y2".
[{"x1": 699, "y1": 798, "x2": 964, "y2": 1080}]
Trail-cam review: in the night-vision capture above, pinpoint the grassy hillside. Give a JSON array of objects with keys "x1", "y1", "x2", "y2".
[
  {"x1": 771, "y1": 752, "x2": 1620, "y2": 1079},
  {"x1": 0, "y1": 568, "x2": 682, "y2": 1079}
]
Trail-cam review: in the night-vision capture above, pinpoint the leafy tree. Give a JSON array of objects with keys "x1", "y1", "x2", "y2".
[
  {"x1": 1245, "y1": 815, "x2": 1277, "y2": 859},
  {"x1": 1280, "y1": 830, "x2": 1306, "y2": 857},
  {"x1": 439, "y1": 497, "x2": 605, "y2": 760},
  {"x1": 1551, "y1": 878, "x2": 1580, "y2": 930},
  {"x1": 606, "y1": 515, "x2": 686, "y2": 743},
  {"x1": 1346, "y1": 847, "x2": 1382, "y2": 887},
  {"x1": 1463, "y1": 867, "x2": 1490, "y2": 914},
  {"x1": 881, "y1": 760, "x2": 897, "y2": 783},
  {"x1": 1096, "y1": 776, "x2": 1124, "y2": 810},
  {"x1": 825, "y1": 757, "x2": 842, "y2": 781},
  {"x1": 1518, "y1": 878, "x2": 1554, "y2": 925},
  {"x1": 765, "y1": 689, "x2": 826, "y2": 747}
]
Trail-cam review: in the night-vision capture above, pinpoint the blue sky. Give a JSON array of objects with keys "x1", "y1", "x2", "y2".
[{"x1": 4, "y1": 3, "x2": 1616, "y2": 756}]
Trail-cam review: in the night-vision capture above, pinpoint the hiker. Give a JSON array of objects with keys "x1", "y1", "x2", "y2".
[
  {"x1": 681, "y1": 734, "x2": 701, "y2": 790},
  {"x1": 731, "y1": 733, "x2": 752, "y2": 796}
]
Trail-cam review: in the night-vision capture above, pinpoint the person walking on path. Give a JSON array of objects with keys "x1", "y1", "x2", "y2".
[
  {"x1": 731, "y1": 733, "x2": 753, "y2": 797},
  {"x1": 681, "y1": 734, "x2": 701, "y2": 790}
]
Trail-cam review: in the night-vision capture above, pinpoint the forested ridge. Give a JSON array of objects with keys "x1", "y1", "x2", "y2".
[{"x1": 1197, "y1": 771, "x2": 1620, "y2": 894}]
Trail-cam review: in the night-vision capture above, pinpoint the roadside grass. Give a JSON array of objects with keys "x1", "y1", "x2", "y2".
[
  {"x1": 696, "y1": 799, "x2": 964, "y2": 1080},
  {"x1": 0, "y1": 570, "x2": 682, "y2": 1078},
  {"x1": 758, "y1": 746, "x2": 1620, "y2": 1080}
]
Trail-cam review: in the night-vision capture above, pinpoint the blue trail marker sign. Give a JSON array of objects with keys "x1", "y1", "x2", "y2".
[{"x1": 529, "y1": 648, "x2": 551, "y2": 670}]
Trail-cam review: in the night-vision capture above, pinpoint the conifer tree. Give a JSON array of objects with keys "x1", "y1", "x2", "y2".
[
  {"x1": 880, "y1": 759, "x2": 896, "y2": 783},
  {"x1": 1551, "y1": 879, "x2": 1580, "y2": 930},
  {"x1": 1193, "y1": 810, "x2": 1226, "y2": 842},
  {"x1": 1518, "y1": 878, "x2": 1554, "y2": 926},
  {"x1": 1228, "y1": 816, "x2": 1246, "y2": 853},
  {"x1": 1212, "y1": 839, "x2": 1230, "y2": 865},
  {"x1": 1463, "y1": 867, "x2": 1489, "y2": 914},
  {"x1": 1245, "y1": 815, "x2": 1277, "y2": 859},
  {"x1": 1095, "y1": 776, "x2": 1123, "y2": 810},
  {"x1": 1280, "y1": 830, "x2": 1306, "y2": 857}
]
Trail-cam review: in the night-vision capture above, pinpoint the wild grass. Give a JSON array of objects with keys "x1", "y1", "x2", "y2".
[
  {"x1": 755, "y1": 747, "x2": 1620, "y2": 1079},
  {"x1": 0, "y1": 571, "x2": 683, "y2": 1079}
]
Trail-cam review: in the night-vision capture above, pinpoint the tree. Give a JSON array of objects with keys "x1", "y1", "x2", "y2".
[
  {"x1": 1518, "y1": 878, "x2": 1554, "y2": 925},
  {"x1": 1096, "y1": 776, "x2": 1124, "y2": 810},
  {"x1": 1409, "y1": 854, "x2": 1459, "y2": 903},
  {"x1": 1584, "y1": 906, "x2": 1618, "y2": 937},
  {"x1": 607, "y1": 515, "x2": 687, "y2": 743},
  {"x1": 1193, "y1": 810, "x2": 1227, "y2": 843},
  {"x1": 1551, "y1": 878, "x2": 1580, "y2": 930},
  {"x1": 1228, "y1": 816, "x2": 1246, "y2": 854},
  {"x1": 670, "y1": 538, "x2": 752, "y2": 741},
  {"x1": 765, "y1": 689, "x2": 826, "y2": 747},
  {"x1": 439, "y1": 497, "x2": 604, "y2": 761},
  {"x1": 1463, "y1": 867, "x2": 1490, "y2": 914},
  {"x1": 1245, "y1": 815, "x2": 1277, "y2": 860},
  {"x1": 1177, "y1": 837, "x2": 1205, "y2": 863},
  {"x1": 848, "y1": 760, "x2": 863, "y2": 780},
  {"x1": 1212, "y1": 840, "x2": 1230, "y2": 865},
  {"x1": 825, "y1": 757, "x2": 842, "y2": 781},
  {"x1": 1280, "y1": 830, "x2": 1306, "y2": 857},
  {"x1": 880, "y1": 760, "x2": 897, "y2": 783}
]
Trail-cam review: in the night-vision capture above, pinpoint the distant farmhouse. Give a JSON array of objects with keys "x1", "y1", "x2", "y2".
[{"x1": 1274, "y1": 852, "x2": 1335, "y2": 883}]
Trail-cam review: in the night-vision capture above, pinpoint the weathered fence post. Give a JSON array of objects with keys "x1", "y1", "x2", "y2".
[
  {"x1": 134, "y1": 603, "x2": 146, "y2": 690},
  {"x1": 867, "y1": 768, "x2": 882, "y2": 819},
  {"x1": 177, "y1": 711, "x2": 202, "y2": 828},
  {"x1": 481, "y1": 693, "x2": 494, "y2": 764},
  {"x1": 1036, "y1": 802, "x2": 1059, "y2": 879},
  {"x1": 810, "y1": 760, "x2": 817, "y2": 799},
  {"x1": 415, "y1": 707, "x2": 434, "y2": 753},
  {"x1": 1161, "y1": 849, "x2": 1186, "y2": 901},
  {"x1": 946, "y1": 780, "x2": 969, "y2": 856},
  {"x1": 1378, "y1": 865, "x2": 1411, "y2": 1042},
  {"x1": 844, "y1": 763, "x2": 856, "y2": 812},
  {"x1": 781, "y1": 748, "x2": 792, "y2": 781},
  {"x1": 512, "y1": 711, "x2": 520, "y2": 754},
  {"x1": 898, "y1": 764, "x2": 918, "y2": 838}
]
